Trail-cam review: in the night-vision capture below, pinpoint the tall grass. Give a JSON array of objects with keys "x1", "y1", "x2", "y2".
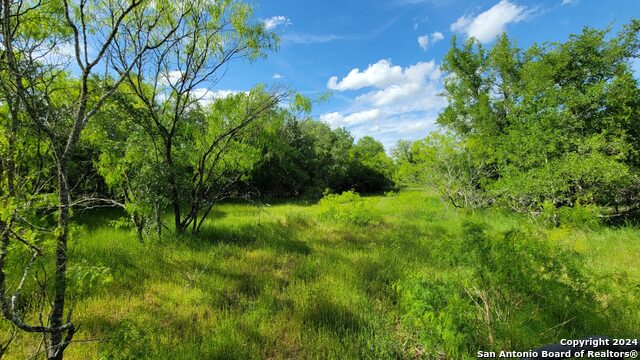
[{"x1": 2, "y1": 191, "x2": 638, "y2": 359}]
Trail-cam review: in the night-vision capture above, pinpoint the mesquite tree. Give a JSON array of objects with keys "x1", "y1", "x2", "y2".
[
  {"x1": 0, "y1": 0, "x2": 186, "y2": 357},
  {"x1": 107, "y1": 0, "x2": 285, "y2": 234}
]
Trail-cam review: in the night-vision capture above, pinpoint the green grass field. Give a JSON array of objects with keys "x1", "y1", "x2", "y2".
[{"x1": 5, "y1": 191, "x2": 640, "y2": 359}]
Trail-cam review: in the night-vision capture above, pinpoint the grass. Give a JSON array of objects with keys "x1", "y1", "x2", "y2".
[{"x1": 3, "y1": 191, "x2": 639, "y2": 359}]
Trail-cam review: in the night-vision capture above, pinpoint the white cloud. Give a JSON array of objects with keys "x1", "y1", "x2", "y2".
[
  {"x1": 37, "y1": 42, "x2": 75, "y2": 65},
  {"x1": 431, "y1": 31, "x2": 445, "y2": 42},
  {"x1": 52, "y1": 43, "x2": 76, "y2": 58},
  {"x1": 159, "y1": 70, "x2": 184, "y2": 86},
  {"x1": 348, "y1": 113, "x2": 440, "y2": 151},
  {"x1": 272, "y1": 73, "x2": 283, "y2": 79},
  {"x1": 321, "y1": 59, "x2": 447, "y2": 148},
  {"x1": 356, "y1": 82, "x2": 444, "y2": 112},
  {"x1": 418, "y1": 31, "x2": 445, "y2": 50},
  {"x1": 319, "y1": 112, "x2": 343, "y2": 126},
  {"x1": 417, "y1": 35, "x2": 430, "y2": 50},
  {"x1": 450, "y1": 0, "x2": 527, "y2": 43},
  {"x1": 320, "y1": 109, "x2": 383, "y2": 127},
  {"x1": 263, "y1": 16, "x2": 291, "y2": 31},
  {"x1": 402, "y1": 120, "x2": 433, "y2": 133},
  {"x1": 561, "y1": 0, "x2": 577, "y2": 4},
  {"x1": 450, "y1": 15, "x2": 472, "y2": 33},
  {"x1": 359, "y1": 83, "x2": 423, "y2": 107},
  {"x1": 327, "y1": 59, "x2": 439, "y2": 91}
]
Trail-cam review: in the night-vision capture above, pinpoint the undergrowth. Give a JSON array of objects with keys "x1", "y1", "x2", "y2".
[{"x1": 2, "y1": 191, "x2": 638, "y2": 359}]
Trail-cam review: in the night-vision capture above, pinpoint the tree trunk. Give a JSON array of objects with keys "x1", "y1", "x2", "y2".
[
  {"x1": 47, "y1": 164, "x2": 73, "y2": 360},
  {"x1": 155, "y1": 205, "x2": 162, "y2": 238},
  {"x1": 165, "y1": 140, "x2": 183, "y2": 233},
  {"x1": 132, "y1": 213, "x2": 145, "y2": 243},
  {"x1": 5, "y1": 96, "x2": 18, "y2": 197}
]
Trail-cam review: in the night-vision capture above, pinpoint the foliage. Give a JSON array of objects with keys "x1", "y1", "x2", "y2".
[
  {"x1": 1, "y1": 2, "x2": 639, "y2": 358},
  {"x1": 393, "y1": 132, "x2": 489, "y2": 208},
  {"x1": 0, "y1": 0, "x2": 288, "y2": 356},
  {"x1": 397, "y1": 218, "x2": 611, "y2": 357},
  {"x1": 396, "y1": 21, "x2": 640, "y2": 220},
  {"x1": 318, "y1": 191, "x2": 381, "y2": 225},
  {"x1": 250, "y1": 122, "x2": 395, "y2": 198},
  {"x1": 88, "y1": 86, "x2": 285, "y2": 236},
  {"x1": 67, "y1": 261, "x2": 113, "y2": 303}
]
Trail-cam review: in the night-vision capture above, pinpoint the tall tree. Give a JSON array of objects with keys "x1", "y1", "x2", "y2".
[
  {"x1": 109, "y1": 0, "x2": 284, "y2": 234},
  {"x1": 0, "y1": 0, "x2": 184, "y2": 357},
  {"x1": 436, "y1": 21, "x2": 640, "y2": 215}
]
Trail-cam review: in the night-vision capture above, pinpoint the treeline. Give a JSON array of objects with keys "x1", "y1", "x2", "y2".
[
  {"x1": 249, "y1": 122, "x2": 395, "y2": 197},
  {"x1": 2, "y1": 87, "x2": 395, "y2": 236},
  {"x1": 395, "y1": 20, "x2": 640, "y2": 223}
]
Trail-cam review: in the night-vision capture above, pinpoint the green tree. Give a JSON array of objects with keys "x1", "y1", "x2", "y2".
[
  {"x1": 348, "y1": 136, "x2": 395, "y2": 193},
  {"x1": 108, "y1": 0, "x2": 282, "y2": 234},
  {"x1": 436, "y1": 21, "x2": 640, "y2": 217},
  {"x1": 0, "y1": 0, "x2": 210, "y2": 357}
]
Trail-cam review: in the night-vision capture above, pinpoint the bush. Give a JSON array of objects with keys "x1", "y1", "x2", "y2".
[
  {"x1": 539, "y1": 200, "x2": 601, "y2": 228},
  {"x1": 396, "y1": 221, "x2": 604, "y2": 356},
  {"x1": 396, "y1": 277, "x2": 479, "y2": 358},
  {"x1": 318, "y1": 191, "x2": 380, "y2": 226}
]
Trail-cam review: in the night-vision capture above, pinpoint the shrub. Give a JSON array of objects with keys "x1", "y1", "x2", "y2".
[
  {"x1": 396, "y1": 221, "x2": 604, "y2": 356},
  {"x1": 539, "y1": 200, "x2": 601, "y2": 228},
  {"x1": 318, "y1": 191, "x2": 380, "y2": 226},
  {"x1": 396, "y1": 277, "x2": 479, "y2": 358}
]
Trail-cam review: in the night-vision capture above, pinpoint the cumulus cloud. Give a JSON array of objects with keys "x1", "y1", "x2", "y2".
[
  {"x1": 355, "y1": 82, "x2": 443, "y2": 112},
  {"x1": 320, "y1": 109, "x2": 383, "y2": 127},
  {"x1": 417, "y1": 31, "x2": 445, "y2": 50},
  {"x1": 450, "y1": 15, "x2": 472, "y2": 33},
  {"x1": 263, "y1": 16, "x2": 291, "y2": 31},
  {"x1": 272, "y1": 73, "x2": 283, "y2": 79},
  {"x1": 348, "y1": 113, "x2": 440, "y2": 151},
  {"x1": 417, "y1": 36, "x2": 429, "y2": 49},
  {"x1": 450, "y1": 0, "x2": 527, "y2": 42},
  {"x1": 321, "y1": 59, "x2": 446, "y2": 148},
  {"x1": 561, "y1": 0, "x2": 577, "y2": 4},
  {"x1": 432, "y1": 31, "x2": 445, "y2": 42},
  {"x1": 327, "y1": 59, "x2": 439, "y2": 91}
]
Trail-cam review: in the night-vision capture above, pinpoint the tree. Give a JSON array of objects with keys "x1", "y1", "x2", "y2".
[
  {"x1": 249, "y1": 121, "x2": 397, "y2": 198},
  {"x1": 393, "y1": 133, "x2": 488, "y2": 208},
  {"x1": 106, "y1": 0, "x2": 283, "y2": 234},
  {"x1": 348, "y1": 136, "x2": 395, "y2": 193},
  {"x1": 0, "y1": 0, "x2": 185, "y2": 357},
  {"x1": 247, "y1": 115, "x2": 316, "y2": 198},
  {"x1": 435, "y1": 21, "x2": 640, "y2": 216}
]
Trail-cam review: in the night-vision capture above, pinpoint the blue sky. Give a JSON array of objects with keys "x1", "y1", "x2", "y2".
[{"x1": 215, "y1": 0, "x2": 640, "y2": 150}]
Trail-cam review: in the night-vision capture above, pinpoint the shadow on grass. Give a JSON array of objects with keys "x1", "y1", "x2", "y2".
[
  {"x1": 302, "y1": 296, "x2": 365, "y2": 335},
  {"x1": 189, "y1": 222, "x2": 311, "y2": 256},
  {"x1": 74, "y1": 207, "x2": 128, "y2": 228},
  {"x1": 216, "y1": 270, "x2": 266, "y2": 300}
]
